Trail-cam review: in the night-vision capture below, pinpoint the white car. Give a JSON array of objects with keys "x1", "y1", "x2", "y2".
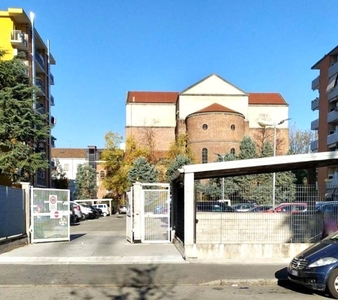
[{"x1": 92, "y1": 204, "x2": 110, "y2": 217}]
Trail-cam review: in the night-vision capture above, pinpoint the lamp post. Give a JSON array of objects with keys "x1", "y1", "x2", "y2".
[
  {"x1": 257, "y1": 118, "x2": 291, "y2": 209},
  {"x1": 214, "y1": 153, "x2": 225, "y2": 200}
]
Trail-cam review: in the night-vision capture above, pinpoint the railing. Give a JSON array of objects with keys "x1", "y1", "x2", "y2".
[
  {"x1": 311, "y1": 97, "x2": 319, "y2": 111},
  {"x1": 10, "y1": 30, "x2": 28, "y2": 50},
  {"x1": 50, "y1": 95, "x2": 55, "y2": 106},
  {"x1": 35, "y1": 52, "x2": 45, "y2": 71},
  {"x1": 35, "y1": 78, "x2": 45, "y2": 94},
  {"x1": 50, "y1": 73, "x2": 54, "y2": 85},
  {"x1": 312, "y1": 75, "x2": 320, "y2": 90}
]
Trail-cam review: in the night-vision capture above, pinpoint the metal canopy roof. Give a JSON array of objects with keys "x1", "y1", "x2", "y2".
[{"x1": 175, "y1": 152, "x2": 338, "y2": 180}]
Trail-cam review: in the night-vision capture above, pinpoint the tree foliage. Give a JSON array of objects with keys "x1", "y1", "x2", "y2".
[
  {"x1": 51, "y1": 159, "x2": 69, "y2": 189},
  {"x1": 165, "y1": 154, "x2": 192, "y2": 182},
  {"x1": 101, "y1": 131, "x2": 128, "y2": 200},
  {"x1": 128, "y1": 156, "x2": 158, "y2": 184},
  {"x1": 74, "y1": 164, "x2": 97, "y2": 199},
  {"x1": 0, "y1": 51, "x2": 50, "y2": 183}
]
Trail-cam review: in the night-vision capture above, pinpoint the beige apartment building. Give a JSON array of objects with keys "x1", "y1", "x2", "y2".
[
  {"x1": 0, "y1": 7, "x2": 56, "y2": 187},
  {"x1": 311, "y1": 45, "x2": 338, "y2": 197},
  {"x1": 125, "y1": 74, "x2": 290, "y2": 163}
]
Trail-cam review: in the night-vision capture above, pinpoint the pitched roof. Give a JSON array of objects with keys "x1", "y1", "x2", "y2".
[
  {"x1": 195, "y1": 103, "x2": 239, "y2": 114},
  {"x1": 248, "y1": 93, "x2": 288, "y2": 105},
  {"x1": 127, "y1": 91, "x2": 179, "y2": 103},
  {"x1": 51, "y1": 148, "x2": 87, "y2": 159}
]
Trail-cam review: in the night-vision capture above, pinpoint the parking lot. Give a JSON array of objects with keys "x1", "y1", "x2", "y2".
[{"x1": 0, "y1": 213, "x2": 185, "y2": 264}]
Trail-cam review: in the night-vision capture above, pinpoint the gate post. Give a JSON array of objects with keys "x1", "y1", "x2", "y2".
[
  {"x1": 133, "y1": 182, "x2": 142, "y2": 242},
  {"x1": 20, "y1": 182, "x2": 31, "y2": 243}
]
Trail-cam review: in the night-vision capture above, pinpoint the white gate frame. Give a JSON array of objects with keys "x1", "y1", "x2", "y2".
[
  {"x1": 141, "y1": 183, "x2": 171, "y2": 243},
  {"x1": 30, "y1": 187, "x2": 70, "y2": 243}
]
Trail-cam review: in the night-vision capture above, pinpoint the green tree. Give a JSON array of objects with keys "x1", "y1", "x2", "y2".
[
  {"x1": 165, "y1": 154, "x2": 192, "y2": 182},
  {"x1": 51, "y1": 159, "x2": 69, "y2": 189},
  {"x1": 0, "y1": 50, "x2": 50, "y2": 184},
  {"x1": 74, "y1": 164, "x2": 97, "y2": 199},
  {"x1": 234, "y1": 136, "x2": 258, "y2": 200},
  {"x1": 128, "y1": 156, "x2": 158, "y2": 184}
]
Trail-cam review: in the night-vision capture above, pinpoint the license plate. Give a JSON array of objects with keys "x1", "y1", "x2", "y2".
[{"x1": 291, "y1": 269, "x2": 298, "y2": 276}]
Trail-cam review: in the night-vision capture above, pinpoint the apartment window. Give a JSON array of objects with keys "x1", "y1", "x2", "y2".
[
  {"x1": 202, "y1": 148, "x2": 208, "y2": 163},
  {"x1": 100, "y1": 170, "x2": 105, "y2": 178},
  {"x1": 230, "y1": 148, "x2": 236, "y2": 155},
  {"x1": 231, "y1": 124, "x2": 235, "y2": 131},
  {"x1": 202, "y1": 124, "x2": 208, "y2": 130},
  {"x1": 63, "y1": 164, "x2": 69, "y2": 171},
  {"x1": 327, "y1": 74, "x2": 338, "y2": 92}
]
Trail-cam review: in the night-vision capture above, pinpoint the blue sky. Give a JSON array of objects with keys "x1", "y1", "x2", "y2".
[{"x1": 1, "y1": 1, "x2": 337, "y2": 148}]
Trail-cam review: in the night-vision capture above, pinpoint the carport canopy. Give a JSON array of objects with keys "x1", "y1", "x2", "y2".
[{"x1": 173, "y1": 151, "x2": 338, "y2": 180}]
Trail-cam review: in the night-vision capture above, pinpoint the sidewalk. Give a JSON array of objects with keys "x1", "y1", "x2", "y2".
[{"x1": 0, "y1": 215, "x2": 291, "y2": 268}]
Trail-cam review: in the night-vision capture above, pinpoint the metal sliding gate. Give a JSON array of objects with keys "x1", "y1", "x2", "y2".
[
  {"x1": 141, "y1": 183, "x2": 171, "y2": 243},
  {"x1": 30, "y1": 188, "x2": 70, "y2": 243}
]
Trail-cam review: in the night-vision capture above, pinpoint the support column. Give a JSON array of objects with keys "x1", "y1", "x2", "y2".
[
  {"x1": 184, "y1": 172, "x2": 197, "y2": 259},
  {"x1": 20, "y1": 182, "x2": 31, "y2": 243}
]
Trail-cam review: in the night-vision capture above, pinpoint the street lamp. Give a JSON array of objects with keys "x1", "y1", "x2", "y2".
[
  {"x1": 214, "y1": 153, "x2": 225, "y2": 200},
  {"x1": 257, "y1": 118, "x2": 291, "y2": 209}
]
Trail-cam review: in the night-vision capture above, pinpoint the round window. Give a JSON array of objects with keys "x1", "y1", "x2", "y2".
[
  {"x1": 231, "y1": 124, "x2": 235, "y2": 131},
  {"x1": 202, "y1": 124, "x2": 208, "y2": 130}
]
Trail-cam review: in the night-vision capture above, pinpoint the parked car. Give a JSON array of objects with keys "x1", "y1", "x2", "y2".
[
  {"x1": 288, "y1": 231, "x2": 338, "y2": 299},
  {"x1": 231, "y1": 203, "x2": 256, "y2": 212},
  {"x1": 70, "y1": 202, "x2": 83, "y2": 222},
  {"x1": 92, "y1": 204, "x2": 110, "y2": 217},
  {"x1": 247, "y1": 205, "x2": 272, "y2": 212},
  {"x1": 266, "y1": 203, "x2": 307, "y2": 213},
  {"x1": 118, "y1": 205, "x2": 128, "y2": 214},
  {"x1": 88, "y1": 205, "x2": 101, "y2": 219},
  {"x1": 77, "y1": 203, "x2": 95, "y2": 219},
  {"x1": 196, "y1": 201, "x2": 236, "y2": 212}
]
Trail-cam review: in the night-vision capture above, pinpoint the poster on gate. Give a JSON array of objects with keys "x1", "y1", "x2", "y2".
[{"x1": 49, "y1": 195, "x2": 57, "y2": 211}]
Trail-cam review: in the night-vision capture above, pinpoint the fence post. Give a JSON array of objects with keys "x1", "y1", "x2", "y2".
[{"x1": 20, "y1": 182, "x2": 31, "y2": 243}]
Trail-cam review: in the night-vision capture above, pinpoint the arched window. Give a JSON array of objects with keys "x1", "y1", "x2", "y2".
[
  {"x1": 230, "y1": 148, "x2": 236, "y2": 155},
  {"x1": 231, "y1": 124, "x2": 235, "y2": 131},
  {"x1": 202, "y1": 148, "x2": 208, "y2": 164},
  {"x1": 202, "y1": 124, "x2": 208, "y2": 130},
  {"x1": 100, "y1": 170, "x2": 105, "y2": 178}
]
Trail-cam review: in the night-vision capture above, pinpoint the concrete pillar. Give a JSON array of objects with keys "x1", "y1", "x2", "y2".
[
  {"x1": 184, "y1": 172, "x2": 197, "y2": 259},
  {"x1": 20, "y1": 182, "x2": 31, "y2": 243}
]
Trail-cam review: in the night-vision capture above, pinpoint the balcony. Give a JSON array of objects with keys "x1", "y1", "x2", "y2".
[
  {"x1": 50, "y1": 73, "x2": 54, "y2": 85},
  {"x1": 311, "y1": 97, "x2": 319, "y2": 110},
  {"x1": 50, "y1": 116, "x2": 56, "y2": 127},
  {"x1": 328, "y1": 109, "x2": 338, "y2": 123},
  {"x1": 311, "y1": 118, "x2": 319, "y2": 130},
  {"x1": 310, "y1": 140, "x2": 318, "y2": 151},
  {"x1": 312, "y1": 75, "x2": 320, "y2": 90},
  {"x1": 327, "y1": 131, "x2": 338, "y2": 146},
  {"x1": 328, "y1": 85, "x2": 338, "y2": 102},
  {"x1": 35, "y1": 78, "x2": 45, "y2": 96},
  {"x1": 50, "y1": 95, "x2": 55, "y2": 106},
  {"x1": 10, "y1": 30, "x2": 28, "y2": 51},
  {"x1": 35, "y1": 52, "x2": 45, "y2": 73},
  {"x1": 36, "y1": 103, "x2": 45, "y2": 114},
  {"x1": 329, "y1": 62, "x2": 338, "y2": 78},
  {"x1": 51, "y1": 136, "x2": 56, "y2": 148}
]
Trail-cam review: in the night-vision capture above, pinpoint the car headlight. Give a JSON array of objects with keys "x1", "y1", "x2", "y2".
[{"x1": 308, "y1": 257, "x2": 338, "y2": 267}]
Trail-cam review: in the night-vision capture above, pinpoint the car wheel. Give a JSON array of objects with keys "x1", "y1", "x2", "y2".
[{"x1": 327, "y1": 269, "x2": 338, "y2": 299}]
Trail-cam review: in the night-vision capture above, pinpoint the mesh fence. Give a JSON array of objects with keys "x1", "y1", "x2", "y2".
[{"x1": 194, "y1": 182, "x2": 334, "y2": 244}]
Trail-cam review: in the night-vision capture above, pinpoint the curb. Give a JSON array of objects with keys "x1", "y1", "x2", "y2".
[{"x1": 201, "y1": 278, "x2": 289, "y2": 286}]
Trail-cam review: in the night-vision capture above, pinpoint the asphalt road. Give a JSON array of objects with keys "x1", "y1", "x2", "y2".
[{"x1": 0, "y1": 214, "x2": 330, "y2": 299}]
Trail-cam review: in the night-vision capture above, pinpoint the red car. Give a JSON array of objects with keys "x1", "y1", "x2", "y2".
[{"x1": 265, "y1": 203, "x2": 307, "y2": 213}]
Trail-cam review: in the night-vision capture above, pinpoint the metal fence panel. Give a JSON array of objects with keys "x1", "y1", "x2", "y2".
[
  {"x1": 31, "y1": 188, "x2": 70, "y2": 243},
  {"x1": 141, "y1": 184, "x2": 170, "y2": 243},
  {"x1": 0, "y1": 186, "x2": 25, "y2": 240},
  {"x1": 194, "y1": 183, "x2": 327, "y2": 244}
]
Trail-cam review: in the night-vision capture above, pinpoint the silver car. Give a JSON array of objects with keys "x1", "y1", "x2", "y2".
[{"x1": 70, "y1": 202, "x2": 83, "y2": 222}]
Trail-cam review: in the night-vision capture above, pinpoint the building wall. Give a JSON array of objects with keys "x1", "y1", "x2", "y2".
[
  {"x1": 0, "y1": 8, "x2": 55, "y2": 188},
  {"x1": 186, "y1": 112, "x2": 246, "y2": 161}
]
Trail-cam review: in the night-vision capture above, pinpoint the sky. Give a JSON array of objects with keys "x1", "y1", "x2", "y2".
[{"x1": 1, "y1": 0, "x2": 337, "y2": 149}]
